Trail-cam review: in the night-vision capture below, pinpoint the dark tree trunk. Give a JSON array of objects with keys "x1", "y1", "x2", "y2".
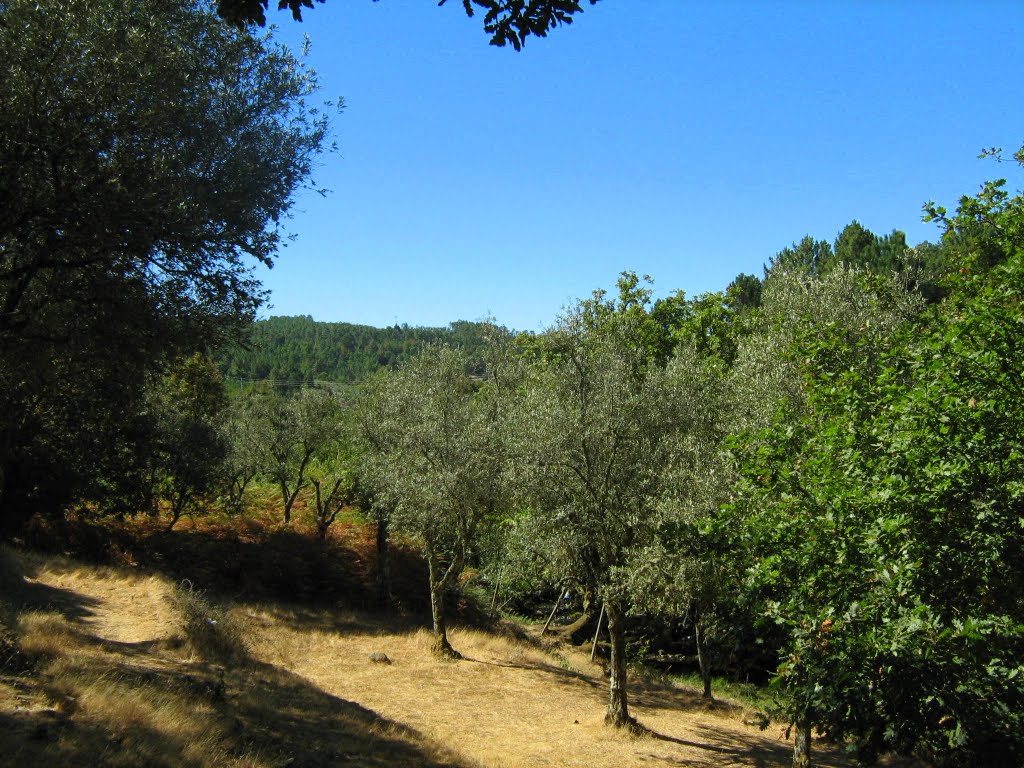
[
  {"x1": 793, "y1": 719, "x2": 812, "y2": 768},
  {"x1": 282, "y1": 481, "x2": 301, "y2": 524},
  {"x1": 226, "y1": 472, "x2": 254, "y2": 516},
  {"x1": 604, "y1": 601, "x2": 634, "y2": 728},
  {"x1": 375, "y1": 514, "x2": 391, "y2": 608},
  {"x1": 426, "y1": 550, "x2": 459, "y2": 659},
  {"x1": 312, "y1": 477, "x2": 344, "y2": 542},
  {"x1": 695, "y1": 617, "x2": 712, "y2": 700},
  {"x1": 282, "y1": 448, "x2": 315, "y2": 524},
  {"x1": 167, "y1": 495, "x2": 186, "y2": 531}
]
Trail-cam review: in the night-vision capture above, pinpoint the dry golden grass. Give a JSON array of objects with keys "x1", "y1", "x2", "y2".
[
  {"x1": 1, "y1": 545, "x2": 913, "y2": 767},
  {"x1": 245, "y1": 607, "x2": 867, "y2": 768},
  {"x1": 0, "y1": 546, "x2": 466, "y2": 767}
]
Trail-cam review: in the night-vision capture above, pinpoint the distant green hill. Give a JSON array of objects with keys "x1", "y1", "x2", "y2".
[{"x1": 218, "y1": 315, "x2": 505, "y2": 384}]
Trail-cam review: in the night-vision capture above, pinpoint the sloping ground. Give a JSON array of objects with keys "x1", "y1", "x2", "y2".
[
  {"x1": 247, "y1": 611, "x2": 858, "y2": 768},
  {"x1": 0, "y1": 547, "x2": 465, "y2": 767},
  {"x1": 0, "y1": 546, "x2": 913, "y2": 767}
]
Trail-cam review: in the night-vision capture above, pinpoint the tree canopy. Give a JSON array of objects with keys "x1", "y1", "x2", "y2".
[
  {"x1": 357, "y1": 345, "x2": 507, "y2": 657},
  {"x1": 0, "y1": 0, "x2": 330, "y2": 529},
  {"x1": 216, "y1": 0, "x2": 601, "y2": 50}
]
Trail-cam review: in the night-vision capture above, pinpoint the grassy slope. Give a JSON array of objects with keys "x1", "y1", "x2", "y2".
[{"x1": 0, "y1": 519, "x2": 901, "y2": 768}]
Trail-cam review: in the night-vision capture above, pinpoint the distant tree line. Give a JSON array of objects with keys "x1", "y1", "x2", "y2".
[{"x1": 217, "y1": 316, "x2": 505, "y2": 383}]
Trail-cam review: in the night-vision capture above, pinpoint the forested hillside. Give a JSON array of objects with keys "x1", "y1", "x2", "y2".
[
  {"x1": 217, "y1": 316, "x2": 505, "y2": 383},
  {"x1": 217, "y1": 220, "x2": 948, "y2": 387}
]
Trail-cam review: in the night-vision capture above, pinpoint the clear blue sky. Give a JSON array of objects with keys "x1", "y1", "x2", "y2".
[{"x1": 261, "y1": 0, "x2": 1023, "y2": 332}]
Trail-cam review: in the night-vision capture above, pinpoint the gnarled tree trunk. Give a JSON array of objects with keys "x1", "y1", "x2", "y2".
[{"x1": 426, "y1": 548, "x2": 461, "y2": 659}]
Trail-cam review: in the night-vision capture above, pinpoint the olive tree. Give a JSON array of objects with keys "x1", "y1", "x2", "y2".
[
  {"x1": 622, "y1": 346, "x2": 737, "y2": 701},
  {"x1": 507, "y1": 293, "x2": 702, "y2": 728},
  {"x1": 148, "y1": 355, "x2": 229, "y2": 530},
  {"x1": 218, "y1": 392, "x2": 268, "y2": 515},
  {"x1": 307, "y1": 409, "x2": 361, "y2": 541},
  {"x1": 358, "y1": 346, "x2": 506, "y2": 658},
  {"x1": 253, "y1": 387, "x2": 346, "y2": 524}
]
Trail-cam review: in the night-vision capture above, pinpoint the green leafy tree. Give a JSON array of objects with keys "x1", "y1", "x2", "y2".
[
  {"x1": 768, "y1": 236, "x2": 835, "y2": 276},
  {"x1": 358, "y1": 345, "x2": 506, "y2": 657},
  {"x1": 727, "y1": 267, "x2": 923, "y2": 767},
  {"x1": 309, "y1": 457, "x2": 355, "y2": 542},
  {"x1": 218, "y1": 392, "x2": 270, "y2": 515},
  {"x1": 308, "y1": 411, "x2": 361, "y2": 541},
  {"x1": 834, "y1": 220, "x2": 909, "y2": 275},
  {"x1": 726, "y1": 272, "x2": 763, "y2": 312},
  {"x1": 900, "y1": 240, "x2": 952, "y2": 303},
  {"x1": 0, "y1": 0, "x2": 329, "y2": 532},
  {"x1": 732, "y1": 154, "x2": 1024, "y2": 766},
  {"x1": 508, "y1": 288, "x2": 701, "y2": 727},
  {"x1": 738, "y1": 268, "x2": 1024, "y2": 766},
  {"x1": 622, "y1": 344, "x2": 735, "y2": 700},
  {"x1": 149, "y1": 355, "x2": 229, "y2": 530},
  {"x1": 728, "y1": 266, "x2": 922, "y2": 434},
  {"x1": 625, "y1": 278, "x2": 758, "y2": 701},
  {"x1": 255, "y1": 387, "x2": 345, "y2": 524}
]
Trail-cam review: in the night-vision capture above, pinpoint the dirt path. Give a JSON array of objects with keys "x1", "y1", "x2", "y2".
[{"x1": 22, "y1": 561, "x2": 178, "y2": 645}]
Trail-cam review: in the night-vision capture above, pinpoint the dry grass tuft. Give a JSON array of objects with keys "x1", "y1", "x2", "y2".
[
  {"x1": 169, "y1": 580, "x2": 250, "y2": 664},
  {"x1": 17, "y1": 611, "x2": 83, "y2": 659}
]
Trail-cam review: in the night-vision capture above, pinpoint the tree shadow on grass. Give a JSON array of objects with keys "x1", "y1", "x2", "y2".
[
  {"x1": 629, "y1": 676, "x2": 743, "y2": 716},
  {"x1": 1, "y1": 543, "x2": 473, "y2": 768},
  {"x1": 224, "y1": 659, "x2": 470, "y2": 767},
  {"x1": 0, "y1": 657, "x2": 472, "y2": 768},
  {"x1": 0, "y1": 548, "x2": 103, "y2": 624},
  {"x1": 242, "y1": 601, "x2": 427, "y2": 639},
  {"x1": 633, "y1": 721, "x2": 796, "y2": 767},
  {"x1": 461, "y1": 652, "x2": 608, "y2": 697},
  {"x1": 633, "y1": 721, "x2": 881, "y2": 768},
  {"x1": 1, "y1": 626, "x2": 473, "y2": 768}
]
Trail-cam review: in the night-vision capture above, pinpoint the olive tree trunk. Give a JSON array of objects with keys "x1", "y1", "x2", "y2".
[
  {"x1": 426, "y1": 547, "x2": 462, "y2": 659},
  {"x1": 604, "y1": 600, "x2": 634, "y2": 728},
  {"x1": 695, "y1": 616, "x2": 713, "y2": 700}
]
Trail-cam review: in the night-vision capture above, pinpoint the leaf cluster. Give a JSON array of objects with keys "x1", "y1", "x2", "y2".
[{"x1": 217, "y1": 0, "x2": 601, "y2": 52}]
